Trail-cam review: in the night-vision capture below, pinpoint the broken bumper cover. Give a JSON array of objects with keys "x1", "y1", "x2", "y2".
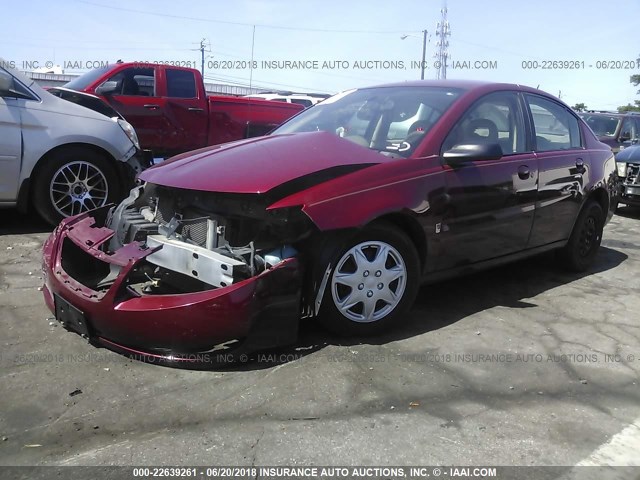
[
  {"x1": 41, "y1": 207, "x2": 302, "y2": 367},
  {"x1": 619, "y1": 183, "x2": 640, "y2": 206}
]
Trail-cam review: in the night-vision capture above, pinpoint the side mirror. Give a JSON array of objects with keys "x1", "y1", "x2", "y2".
[
  {"x1": 443, "y1": 143, "x2": 503, "y2": 167},
  {"x1": 95, "y1": 81, "x2": 119, "y2": 96}
]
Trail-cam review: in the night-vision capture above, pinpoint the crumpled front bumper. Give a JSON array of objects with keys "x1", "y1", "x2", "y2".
[
  {"x1": 618, "y1": 181, "x2": 640, "y2": 206},
  {"x1": 41, "y1": 206, "x2": 302, "y2": 366}
]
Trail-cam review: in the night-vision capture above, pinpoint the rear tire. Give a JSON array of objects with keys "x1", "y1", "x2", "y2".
[
  {"x1": 557, "y1": 200, "x2": 604, "y2": 272},
  {"x1": 318, "y1": 224, "x2": 420, "y2": 336},
  {"x1": 33, "y1": 147, "x2": 121, "y2": 226}
]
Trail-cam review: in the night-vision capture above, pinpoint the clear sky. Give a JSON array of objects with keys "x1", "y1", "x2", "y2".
[{"x1": 2, "y1": 0, "x2": 639, "y2": 110}]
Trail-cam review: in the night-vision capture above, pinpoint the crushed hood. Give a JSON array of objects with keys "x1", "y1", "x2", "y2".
[
  {"x1": 616, "y1": 145, "x2": 640, "y2": 164},
  {"x1": 139, "y1": 132, "x2": 385, "y2": 194}
]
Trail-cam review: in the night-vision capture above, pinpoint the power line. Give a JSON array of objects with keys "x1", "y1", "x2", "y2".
[
  {"x1": 203, "y1": 73, "x2": 331, "y2": 94},
  {"x1": 76, "y1": 0, "x2": 417, "y2": 34}
]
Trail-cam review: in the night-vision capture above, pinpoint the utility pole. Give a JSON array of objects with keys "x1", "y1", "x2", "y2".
[
  {"x1": 249, "y1": 25, "x2": 256, "y2": 90},
  {"x1": 191, "y1": 38, "x2": 211, "y2": 77},
  {"x1": 400, "y1": 30, "x2": 429, "y2": 80},
  {"x1": 421, "y1": 30, "x2": 428, "y2": 80},
  {"x1": 434, "y1": 3, "x2": 451, "y2": 79},
  {"x1": 199, "y1": 38, "x2": 207, "y2": 77}
]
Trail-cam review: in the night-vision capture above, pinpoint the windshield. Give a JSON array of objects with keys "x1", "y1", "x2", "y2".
[
  {"x1": 579, "y1": 114, "x2": 620, "y2": 137},
  {"x1": 273, "y1": 86, "x2": 464, "y2": 157},
  {"x1": 63, "y1": 65, "x2": 112, "y2": 91}
]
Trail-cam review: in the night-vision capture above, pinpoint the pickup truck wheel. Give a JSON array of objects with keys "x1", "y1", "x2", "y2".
[
  {"x1": 318, "y1": 224, "x2": 419, "y2": 336},
  {"x1": 33, "y1": 147, "x2": 121, "y2": 226},
  {"x1": 557, "y1": 200, "x2": 604, "y2": 272}
]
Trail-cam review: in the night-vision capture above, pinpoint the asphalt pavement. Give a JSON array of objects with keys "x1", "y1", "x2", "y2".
[{"x1": 1, "y1": 207, "x2": 639, "y2": 470}]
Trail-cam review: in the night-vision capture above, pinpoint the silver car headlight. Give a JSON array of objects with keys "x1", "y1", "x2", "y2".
[
  {"x1": 116, "y1": 117, "x2": 140, "y2": 150},
  {"x1": 616, "y1": 162, "x2": 627, "y2": 178}
]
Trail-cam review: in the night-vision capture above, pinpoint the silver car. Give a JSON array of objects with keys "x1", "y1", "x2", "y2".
[{"x1": 0, "y1": 61, "x2": 145, "y2": 225}]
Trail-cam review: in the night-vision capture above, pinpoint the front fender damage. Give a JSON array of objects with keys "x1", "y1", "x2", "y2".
[{"x1": 42, "y1": 184, "x2": 315, "y2": 367}]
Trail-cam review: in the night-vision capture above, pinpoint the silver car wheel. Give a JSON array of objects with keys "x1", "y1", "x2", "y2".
[
  {"x1": 331, "y1": 240, "x2": 407, "y2": 323},
  {"x1": 49, "y1": 161, "x2": 109, "y2": 217}
]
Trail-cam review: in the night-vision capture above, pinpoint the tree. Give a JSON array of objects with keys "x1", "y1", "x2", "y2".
[
  {"x1": 617, "y1": 102, "x2": 640, "y2": 113},
  {"x1": 572, "y1": 103, "x2": 588, "y2": 112},
  {"x1": 617, "y1": 55, "x2": 640, "y2": 112}
]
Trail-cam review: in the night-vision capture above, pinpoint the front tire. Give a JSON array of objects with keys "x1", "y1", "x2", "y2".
[
  {"x1": 33, "y1": 147, "x2": 121, "y2": 226},
  {"x1": 557, "y1": 200, "x2": 604, "y2": 272},
  {"x1": 318, "y1": 224, "x2": 420, "y2": 336}
]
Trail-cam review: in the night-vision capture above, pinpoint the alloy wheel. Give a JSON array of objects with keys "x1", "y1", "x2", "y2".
[{"x1": 49, "y1": 161, "x2": 109, "y2": 217}]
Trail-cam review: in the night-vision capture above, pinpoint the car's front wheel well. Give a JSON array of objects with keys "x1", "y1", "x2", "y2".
[
  {"x1": 19, "y1": 144, "x2": 117, "y2": 213},
  {"x1": 368, "y1": 213, "x2": 427, "y2": 272},
  {"x1": 29, "y1": 143, "x2": 122, "y2": 225},
  {"x1": 29, "y1": 143, "x2": 120, "y2": 199},
  {"x1": 588, "y1": 187, "x2": 609, "y2": 215}
]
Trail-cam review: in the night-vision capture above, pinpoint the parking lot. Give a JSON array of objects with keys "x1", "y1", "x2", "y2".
[{"x1": 0, "y1": 206, "x2": 639, "y2": 469}]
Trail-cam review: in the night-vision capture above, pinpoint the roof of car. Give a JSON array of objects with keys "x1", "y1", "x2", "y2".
[
  {"x1": 363, "y1": 79, "x2": 551, "y2": 96},
  {"x1": 580, "y1": 111, "x2": 638, "y2": 117}
]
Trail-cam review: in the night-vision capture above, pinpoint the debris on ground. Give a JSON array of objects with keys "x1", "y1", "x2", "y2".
[{"x1": 69, "y1": 389, "x2": 83, "y2": 397}]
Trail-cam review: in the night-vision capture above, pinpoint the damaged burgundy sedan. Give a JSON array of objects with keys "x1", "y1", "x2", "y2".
[{"x1": 42, "y1": 81, "x2": 618, "y2": 367}]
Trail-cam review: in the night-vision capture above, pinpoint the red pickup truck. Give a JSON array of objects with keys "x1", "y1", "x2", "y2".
[{"x1": 63, "y1": 63, "x2": 304, "y2": 157}]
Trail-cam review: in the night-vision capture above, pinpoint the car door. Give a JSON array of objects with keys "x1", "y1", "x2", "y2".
[
  {"x1": 435, "y1": 91, "x2": 538, "y2": 270},
  {"x1": 0, "y1": 69, "x2": 25, "y2": 202},
  {"x1": 160, "y1": 67, "x2": 208, "y2": 153},
  {"x1": 97, "y1": 66, "x2": 168, "y2": 153},
  {"x1": 524, "y1": 93, "x2": 586, "y2": 246}
]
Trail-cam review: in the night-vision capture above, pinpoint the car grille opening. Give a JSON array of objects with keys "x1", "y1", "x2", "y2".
[
  {"x1": 626, "y1": 164, "x2": 639, "y2": 184},
  {"x1": 61, "y1": 238, "x2": 118, "y2": 291}
]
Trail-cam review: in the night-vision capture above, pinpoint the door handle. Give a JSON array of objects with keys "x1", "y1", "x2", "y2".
[
  {"x1": 144, "y1": 104, "x2": 160, "y2": 110},
  {"x1": 188, "y1": 107, "x2": 204, "y2": 112},
  {"x1": 575, "y1": 158, "x2": 586, "y2": 174},
  {"x1": 517, "y1": 165, "x2": 530, "y2": 180}
]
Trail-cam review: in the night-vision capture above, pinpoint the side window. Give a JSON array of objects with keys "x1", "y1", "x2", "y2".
[
  {"x1": 442, "y1": 92, "x2": 526, "y2": 155},
  {"x1": 619, "y1": 118, "x2": 638, "y2": 142},
  {"x1": 166, "y1": 69, "x2": 197, "y2": 99},
  {"x1": 102, "y1": 67, "x2": 155, "y2": 96},
  {"x1": 526, "y1": 94, "x2": 582, "y2": 151},
  {"x1": 0, "y1": 68, "x2": 37, "y2": 100}
]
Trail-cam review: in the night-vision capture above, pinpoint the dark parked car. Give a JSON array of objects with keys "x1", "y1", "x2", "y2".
[
  {"x1": 578, "y1": 111, "x2": 640, "y2": 154},
  {"x1": 42, "y1": 80, "x2": 617, "y2": 367},
  {"x1": 614, "y1": 145, "x2": 640, "y2": 207}
]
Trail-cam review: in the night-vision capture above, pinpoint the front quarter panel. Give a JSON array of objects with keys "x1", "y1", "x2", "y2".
[
  {"x1": 268, "y1": 156, "x2": 446, "y2": 231},
  {"x1": 583, "y1": 125, "x2": 617, "y2": 224},
  {"x1": 18, "y1": 94, "x2": 135, "y2": 182}
]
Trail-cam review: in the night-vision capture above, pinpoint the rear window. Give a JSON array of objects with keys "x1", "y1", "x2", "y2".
[{"x1": 579, "y1": 114, "x2": 620, "y2": 137}]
